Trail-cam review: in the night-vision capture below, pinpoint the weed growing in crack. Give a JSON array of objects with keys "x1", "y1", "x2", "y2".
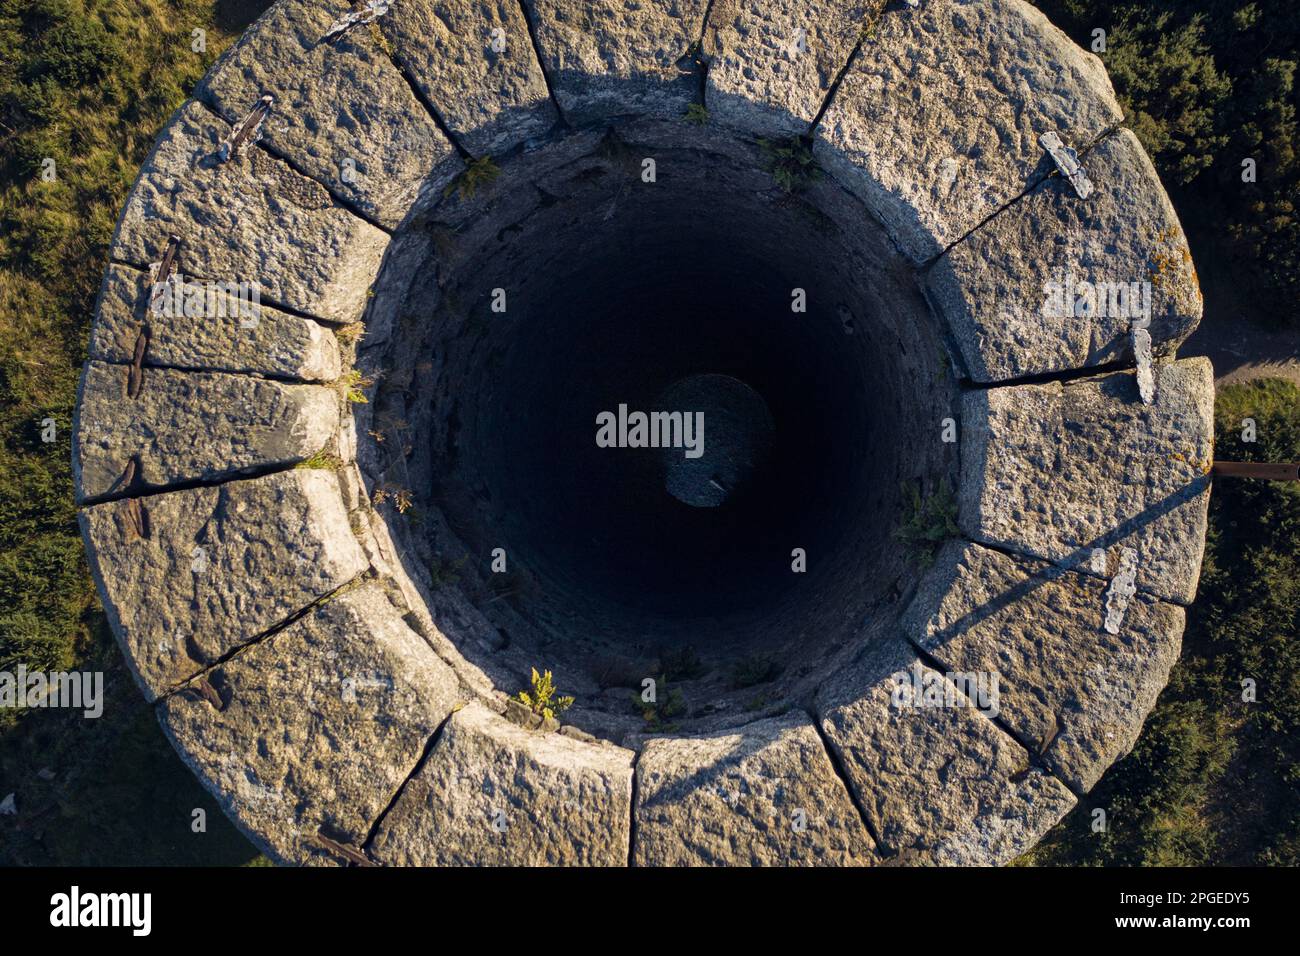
[
  {"x1": 759, "y1": 136, "x2": 821, "y2": 193},
  {"x1": 893, "y1": 478, "x2": 960, "y2": 566},
  {"x1": 633, "y1": 675, "x2": 686, "y2": 731},
  {"x1": 684, "y1": 102, "x2": 709, "y2": 125},
  {"x1": 443, "y1": 156, "x2": 500, "y2": 200},
  {"x1": 516, "y1": 668, "x2": 574, "y2": 720}
]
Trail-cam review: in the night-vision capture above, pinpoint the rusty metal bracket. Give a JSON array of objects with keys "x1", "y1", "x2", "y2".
[{"x1": 1212, "y1": 461, "x2": 1300, "y2": 481}]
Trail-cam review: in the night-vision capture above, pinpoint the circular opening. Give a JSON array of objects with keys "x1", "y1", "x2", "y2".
[{"x1": 363, "y1": 122, "x2": 958, "y2": 741}]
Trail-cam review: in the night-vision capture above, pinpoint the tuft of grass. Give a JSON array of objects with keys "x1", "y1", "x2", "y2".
[
  {"x1": 333, "y1": 321, "x2": 365, "y2": 346},
  {"x1": 683, "y1": 102, "x2": 709, "y2": 125},
  {"x1": 515, "y1": 667, "x2": 574, "y2": 721},
  {"x1": 731, "y1": 654, "x2": 782, "y2": 689},
  {"x1": 339, "y1": 369, "x2": 372, "y2": 403},
  {"x1": 758, "y1": 136, "x2": 821, "y2": 193},
  {"x1": 443, "y1": 156, "x2": 499, "y2": 200},
  {"x1": 632, "y1": 675, "x2": 686, "y2": 731},
  {"x1": 658, "y1": 644, "x2": 706, "y2": 682},
  {"x1": 893, "y1": 478, "x2": 959, "y2": 566},
  {"x1": 295, "y1": 449, "x2": 343, "y2": 470}
]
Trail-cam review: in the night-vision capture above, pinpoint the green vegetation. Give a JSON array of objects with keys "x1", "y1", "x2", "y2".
[
  {"x1": 0, "y1": 0, "x2": 270, "y2": 865},
  {"x1": 658, "y1": 644, "x2": 706, "y2": 682},
  {"x1": 339, "y1": 368, "x2": 372, "y2": 403},
  {"x1": 633, "y1": 676, "x2": 686, "y2": 731},
  {"x1": 731, "y1": 654, "x2": 782, "y2": 690},
  {"x1": 1026, "y1": 379, "x2": 1300, "y2": 865},
  {"x1": 758, "y1": 136, "x2": 822, "y2": 193},
  {"x1": 442, "y1": 155, "x2": 499, "y2": 200},
  {"x1": 683, "y1": 102, "x2": 709, "y2": 125},
  {"x1": 515, "y1": 668, "x2": 574, "y2": 721},
  {"x1": 893, "y1": 479, "x2": 960, "y2": 566},
  {"x1": 1032, "y1": 0, "x2": 1300, "y2": 326}
]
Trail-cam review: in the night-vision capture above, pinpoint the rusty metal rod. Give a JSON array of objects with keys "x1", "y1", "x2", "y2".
[{"x1": 1212, "y1": 461, "x2": 1300, "y2": 481}]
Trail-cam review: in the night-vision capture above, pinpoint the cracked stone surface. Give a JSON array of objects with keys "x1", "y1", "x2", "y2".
[
  {"x1": 926, "y1": 128, "x2": 1203, "y2": 382},
  {"x1": 521, "y1": 0, "x2": 710, "y2": 123},
  {"x1": 815, "y1": 0, "x2": 1123, "y2": 264},
  {"x1": 112, "y1": 100, "x2": 389, "y2": 323},
  {"x1": 159, "y1": 583, "x2": 462, "y2": 866},
  {"x1": 369, "y1": 701, "x2": 633, "y2": 866},
  {"x1": 80, "y1": 470, "x2": 368, "y2": 702},
  {"x1": 196, "y1": 0, "x2": 460, "y2": 228},
  {"x1": 816, "y1": 638, "x2": 1076, "y2": 864},
  {"x1": 903, "y1": 540, "x2": 1184, "y2": 792},
  {"x1": 633, "y1": 711, "x2": 879, "y2": 866},
  {"x1": 91, "y1": 263, "x2": 341, "y2": 381},
  {"x1": 74, "y1": 362, "x2": 338, "y2": 503},
  {"x1": 381, "y1": 0, "x2": 558, "y2": 157},
  {"x1": 703, "y1": 0, "x2": 884, "y2": 138},
  {"x1": 959, "y1": 357, "x2": 1214, "y2": 605},
  {"x1": 78, "y1": 0, "x2": 1210, "y2": 867}
]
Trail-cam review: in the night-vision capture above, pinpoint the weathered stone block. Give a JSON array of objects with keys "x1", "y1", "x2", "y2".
[
  {"x1": 816, "y1": 638, "x2": 1075, "y2": 864},
  {"x1": 90, "y1": 263, "x2": 340, "y2": 381},
  {"x1": 521, "y1": 0, "x2": 709, "y2": 124},
  {"x1": 369, "y1": 701, "x2": 633, "y2": 865},
  {"x1": 959, "y1": 358, "x2": 1214, "y2": 604},
  {"x1": 80, "y1": 470, "x2": 367, "y2": 701},
  {"x1": 74, "y1": 361, "x2": 338, "y2": 503},
  {"x1": 815, "y1": 0, "x2": 1122, "y2": 263},
  {"x1": 381, "y1": 0, "x2": 558, "y2": 156},
  {"x1": 112, "y1": 100, "x2": 389, "y2": 323},
  {"x1": 159, "y1": 583, "x2": 461, "y2": 865},
  {"x1": 926, "y1": 128, "x2": 1202, "y2": 381},
  {"x1": 196, "y1": 0, "x2": 459, "y2": 228},
  {"x1": 633, "y1": 711, "x2": 878, "y2": 866},
  {"x1": 903, "y1": 540, "x2": 1184, "y2": 792},
  {"x1": 704, "y1": 0, "x2": 884, "y2": 138}
]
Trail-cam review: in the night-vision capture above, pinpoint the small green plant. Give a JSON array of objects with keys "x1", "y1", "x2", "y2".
[
  {"x1": 516, "y1": 668, "x2": 575, "y2": 720},
  {"x1": 684, "y1": 102, "x2": 709, "y2": 125},
  {"x1": 893, "y1": 479, "x2": 960, "y2": 566},
  {"x1": 759, "y1": 136, "x2": 821, "y2": 193},
  {"x1": 633, "y1": 675, "x2": 686, "y2": 731},
  {"x1": 334, "y1": 322, "x2": 365, "y2": 346},
  {"x1": 296, "y1": 448, "x2": 343, "y2": 470},
  {"x1": 428, "y1": 554, "x2": 467, "y2": 587},
  {"x1": 443, "y1": 156, "x2": 500, "y2": 200},
  {"x1": 659, "y1": 645, "x2": 707, "y2": 681},
  {"x1": 339, "y1": 369, "x2": 373, "y2": 403},
  {"x1": 731, "y1": 654, "x2": 782, "y2": 689}
]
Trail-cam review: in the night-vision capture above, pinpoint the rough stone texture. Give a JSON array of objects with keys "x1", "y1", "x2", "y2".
[
  {"x1": 369, "y1": 701, "x2": 632, "y2": 866},
  {"x1": 382, "y1": 0, "x2": 558, "y2": 156},
  {"x1": 815, "y1": 0, "x2": 1123, "y2": 263},
  {"x1": 112, "y1": 100, "x2": 389, "y2": 323},
  {"x1": 159, "y1": 583, "x2": 461, "y2": 866},
  {"x1": 90, "y1": 263, "x2": 340, "y2": 381},
  {"x1": 521, "y1": 0, "x2": 710, "y2": 124},
  {"x1": 79, "y1": 0, "x2": 1207, "y2": 867},
  {"x1": 74, "y1": 361, "x2": 338, "y2": 503},
  {"x1": 80, "y1": 470, "x2": 367, "y2": 701},
  {"x1": 960, "y1": 358, "x2": 1214, "y2": 605},
  {"x1": 704, "y1": 0, "x2": 883, "y2": 138},
  {"x1": 633, "y1": 712, "x2": 878, "y2": 866},
  {"x1": 903, "y1": 540, "x2": 1185, "y2": 792},
  {"x1": 926, "y1": 128, "x2": 1203, "y2": 382},
  {"x1": 196, "y1": 0, "x2": 460, "y2": 228},
  {"x1": 816, "y1": 638, "x2": 1075, "y2": 863}
]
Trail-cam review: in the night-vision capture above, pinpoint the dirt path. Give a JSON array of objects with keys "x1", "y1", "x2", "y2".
[{"x1": 1181, "y1": 317, "x2": 1300, "y2": 388}]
